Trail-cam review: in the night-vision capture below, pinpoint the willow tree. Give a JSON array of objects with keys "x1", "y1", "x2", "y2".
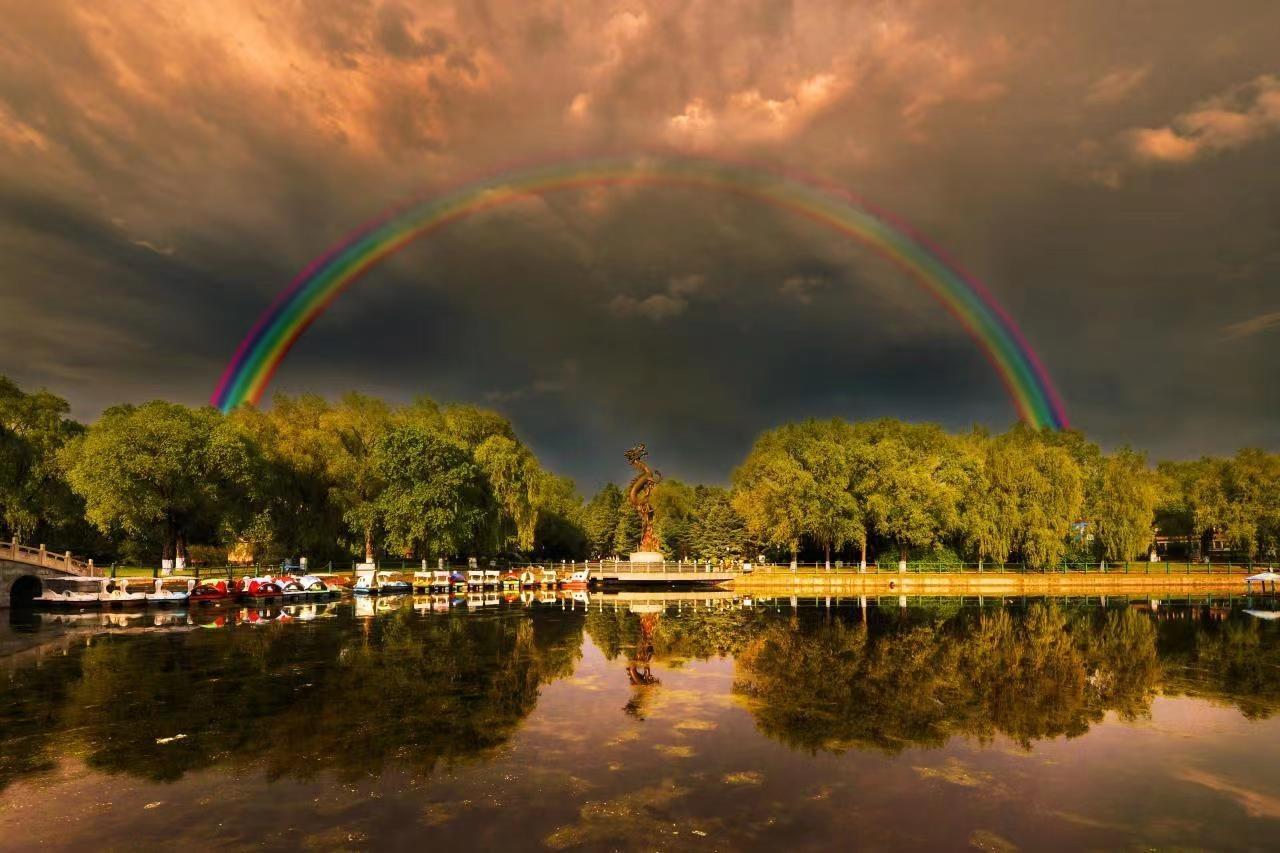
[
  {"x1": 1093, "y1": 448, "x2": 1159, "y2": 562},
  {"x1": 1183, "y1": 449, "x2": 1280, "y2": 560},
  {"x1": 732, "y1": 420, "x2": 863, "y2": 567},
  {"x1": 862, "y1": 421, "x2": 970, "y2": 571},
  {"x1": 320, "y1": 393, "x2": 394, "y2": 562},
  {"x1": 474, "y1": 434, "x2": 542, "y2": 553}
]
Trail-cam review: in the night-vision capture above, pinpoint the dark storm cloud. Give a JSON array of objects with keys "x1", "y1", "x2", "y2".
[{"x1": 1, "y1": 0, "x2": 1279, "y2": 488}]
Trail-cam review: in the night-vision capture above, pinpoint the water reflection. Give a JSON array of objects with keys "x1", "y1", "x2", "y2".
[{"x1": 2, "y1": 593, "x2": 1280, "y2": 848}]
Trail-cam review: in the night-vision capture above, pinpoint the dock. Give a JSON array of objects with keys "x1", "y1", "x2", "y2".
[{"x1": 584, "y1": 561, "x2": 735, "y2": 586}]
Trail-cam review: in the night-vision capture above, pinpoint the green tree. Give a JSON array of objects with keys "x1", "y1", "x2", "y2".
[
  {"x1": 0, "y1": 376, "x2": 84, "y2": 544},
  {"x1": 690, "y1": 486, "x2": 747, "y2": 562},
  {"x1": 961, "y1": 427, "x2": 1084, "y2": 569},
  {"x1": 320, "y1": 393, "x2": 394, "y2": 562},
  {"x1": 228, "y1": 394, "x2": 345, "y2": 563},
  {"x1": 373, "y1": 423, "x2": 488, "y2": 558},
  {"x1": 653, "y1": 479, "x2": 697, "y2": 559},
  {"x1": 60, "y1": 401, "x2": 255, "y2": 564},
  {"x1": 862, "y1": 421, "x2": 971, "y2": 570},
  {"x1": 733, "y1": 420, "x2": 864, "y2": 567},
  {"x1": 584, "y1": 484, "x2": 623, "y2": 558},
  {"x1": 1093, "y1": 448, "x2": 1159, "y2": 563},
  {"x1": 474, "y1": 434, "x2": 542, "y2": 552}
]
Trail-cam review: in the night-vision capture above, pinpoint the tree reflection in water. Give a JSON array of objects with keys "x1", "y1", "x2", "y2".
[
  {"x1": 1, "y1": 598, "x2": 1279, "y2": 792},
  {"x1": 0, "y1": 602, "x2": 584, "y2": 790}
]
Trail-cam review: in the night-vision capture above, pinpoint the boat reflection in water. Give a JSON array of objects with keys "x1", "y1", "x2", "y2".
[{"x1": 2, "y1": 592, "x2": 1280, "y2": 849}]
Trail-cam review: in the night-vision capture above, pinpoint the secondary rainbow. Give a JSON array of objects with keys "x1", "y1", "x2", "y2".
[{"x1": 211, "y1": 155, "x2": 1069, "y2": 429}]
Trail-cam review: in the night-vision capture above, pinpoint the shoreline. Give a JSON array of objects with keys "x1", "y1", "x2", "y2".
[{"x1": 729, "y1": 569, "x2": 1259, "y2": 594}]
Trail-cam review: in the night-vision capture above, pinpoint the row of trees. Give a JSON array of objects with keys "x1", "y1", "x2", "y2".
[
  {"x1": 2, "y1": 376, "x2": 585, "y2": 565},
  {"x1": 3, "y1": 374, "x2": 1279, "y2": 567},
  {"x1": 729, "y1": 419, "x2": 1279, "y2": 568}
]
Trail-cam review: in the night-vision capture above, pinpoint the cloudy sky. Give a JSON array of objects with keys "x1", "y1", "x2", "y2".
[{"x1": 2, "y1": 0, "x2": 1278, "y2": 488}]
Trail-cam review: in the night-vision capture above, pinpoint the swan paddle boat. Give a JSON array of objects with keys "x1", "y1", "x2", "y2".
[
  {"x1": 145, "y1": 577, "x2": 196, "y2": 605},
  {"x1": 34, "y1": 577, "x2": 103, "y2": 609},
  {"x1": 100, "y1": 577, "x2": 148, "y2": 607},
  {"x1": 351, "y1": 570, "x2": 412, "y2": 596}
]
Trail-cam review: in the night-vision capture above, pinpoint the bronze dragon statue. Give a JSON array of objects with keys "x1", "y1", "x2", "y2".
[{"x1": 624, "y1": 443, "x2": 662, "y2": 553}]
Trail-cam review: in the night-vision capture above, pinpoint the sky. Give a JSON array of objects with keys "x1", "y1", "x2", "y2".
[{"x1": 1, "y1": 0, "x2": 1278, "y2": 489}]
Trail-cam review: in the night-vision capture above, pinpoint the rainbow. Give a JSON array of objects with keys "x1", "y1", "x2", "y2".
[{"x1": 211, "y1": 155, "x2": 1068, "y2": 429}]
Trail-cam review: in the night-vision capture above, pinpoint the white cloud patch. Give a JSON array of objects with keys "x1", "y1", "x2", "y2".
[
  {"x1": 778, "y1": 275, "x2": 830, "y2": 305},
  {"x1": 1085, "y1": 65, "x2": 1150, "y2": 105},
  {"x1": 609, "y1": 274, "x2": 706, "y2": 322},
  {"x1": 1128, "y1": 74, "x2": 1280, "y2": 164},
  {"x1": 1223, "y1": 309, "x2": 1280, "y2": 340}
]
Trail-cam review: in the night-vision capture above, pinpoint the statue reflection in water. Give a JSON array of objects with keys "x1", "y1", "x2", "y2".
[{"x1": 623, "y1": 613, "x2": 661, "y2": 719}]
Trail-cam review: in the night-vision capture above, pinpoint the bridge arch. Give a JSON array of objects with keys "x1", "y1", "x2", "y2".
[{"x1": 8, "y1": 574, "x2": 41, "y2": 608}]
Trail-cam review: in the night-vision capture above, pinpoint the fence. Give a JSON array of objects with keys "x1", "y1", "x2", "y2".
[
  {"x1": 2, "y1": 539, "x2": 96, "y2": 575},
  {"x1": 744, "y1": 559, "x2": 1264, "y2": 575}
]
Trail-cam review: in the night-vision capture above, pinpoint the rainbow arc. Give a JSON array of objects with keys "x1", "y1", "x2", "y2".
[{"x1": 212, "y1": 156, "x2": 1068, "y2": 430}]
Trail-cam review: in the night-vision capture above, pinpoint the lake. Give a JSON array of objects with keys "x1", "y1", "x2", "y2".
[{"x1": 3, "y1": 592, "x2": 1280, "y2": 850}]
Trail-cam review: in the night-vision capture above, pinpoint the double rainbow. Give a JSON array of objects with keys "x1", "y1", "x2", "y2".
[{"x1": 212, "y1": 155, "x2": 1068, "y2": 429}]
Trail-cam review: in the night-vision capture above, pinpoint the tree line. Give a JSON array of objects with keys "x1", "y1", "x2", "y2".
[{"x1": 2, "y1": 374, "x2": 1278, "y2": 567}]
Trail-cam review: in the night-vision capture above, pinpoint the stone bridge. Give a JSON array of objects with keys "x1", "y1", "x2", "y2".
[{"x1": 1, "y1": 540, "x2": 98, "y2": 609}]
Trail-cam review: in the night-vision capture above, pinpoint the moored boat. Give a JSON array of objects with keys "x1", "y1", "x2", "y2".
[
  {"x1": 561, "y1": 568, "x2": 591, "y2": 590},
  {"x1": 238, "y1": 576, "x2": 285, "y2": 603},
  {"x1": 145, "y1": 577, "x2": 196, "y2": 605},
  {"x1": 466, "y1": 570, "x2": 486, "y2": 590},
  {"x1": 34, "y1": 577, "x2": 102, "y2": 609},
  {"x1": 100, "y1": 577, "x2": 148, "y2": 607},
  {"x1": 519, "y1": 568, "x2": 538, "y2": 588},
  {"x1": 280, "y1": 574, "x2": 338, "y2": 599},
  {"x1": 500, "y1": 571, "x2": 521, "y2": 591},
  {"x1": 352, "y1": 570, "x2": 412, "y2": 596},
  {"x1": 189, "y1": 579, "x2": 234, "y2": 605},
  {"x1": 540, "y1": 568, "x2": 559, "y2": 588},
  {"x1": 484, "y1": 569, "x2": 501, "y2": 588}
]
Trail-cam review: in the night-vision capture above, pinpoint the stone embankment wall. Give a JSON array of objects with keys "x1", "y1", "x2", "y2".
[{"x1": 732, "y1": 569, "x2": 1254, "y2": 595}]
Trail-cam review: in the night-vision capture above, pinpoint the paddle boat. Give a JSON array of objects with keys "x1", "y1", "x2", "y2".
[
  {"x1": 449, "y1": 570, "x2": 468, "y2": 592},
  {"x1": 484, "y1": 569, "x2": 501, "y2": 588},
  {"x1": 100, "y1": 577, "x2": 148, "y2": 607},
  {"x1": 351, "y1": 570, "x2": 412, "y2": 596},
  {"x1": 145, "y1": 577, "x2": 196, "y2": 605},
  {"x1": 561, "y1": 568, "x2": 591, "y2": 591},
  {"x1": 1246, "y1": 571, "x2": 1280, "y2": 593},
  {"x1": 540, "y1": 568, "x2": 559, "y2": 588},
  {"x1": 465, "y1": 570, "x2": 486, "y2": 590},
  {"x1": 500, "y1": 571, "x2": 521, "y2": 592},
  {"x1": 280, "y1": 574, "x2": 338, "y2": 599},
  {"x1": 34, "y1": 577, "x2": 103, "y2": 609},
  {"x1": 519, "y1": 568, "x2": 539, "y2": 588},
  {"x1": 189, "y1": 579, "x2": 234, "y2": 605},
  {"x1": 238, "y1": 575, "x2": 285, "y2": 603}
]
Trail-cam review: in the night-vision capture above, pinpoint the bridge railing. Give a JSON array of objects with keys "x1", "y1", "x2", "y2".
[{"x1": 2, "y1": 539, "x2": 95, "y2": 576}]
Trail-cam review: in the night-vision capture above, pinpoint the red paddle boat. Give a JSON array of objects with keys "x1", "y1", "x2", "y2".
[{"x1": 189, "y1": 579, "x2": 234, "y2": 605}]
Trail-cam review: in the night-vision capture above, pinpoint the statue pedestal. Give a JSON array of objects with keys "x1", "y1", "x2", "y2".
[{"x1": 629, "y1": 551, "x2": 664, "y2": 564}]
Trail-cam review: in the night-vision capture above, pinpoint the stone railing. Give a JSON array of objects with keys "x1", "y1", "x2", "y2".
[{"x1": 2, "y1": 539, "x2": 95, "y2": 576}]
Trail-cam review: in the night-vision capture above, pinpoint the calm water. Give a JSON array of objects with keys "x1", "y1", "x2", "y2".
[{"x1": 3, "y1": 592, "x2": 1280, "y2": 851}]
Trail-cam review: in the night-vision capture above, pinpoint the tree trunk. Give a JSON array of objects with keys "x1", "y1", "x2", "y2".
[
  {"x1": 859, "y1": 537, "x2": 867, "y2": 572},
  {"x1": 898, "y1": 542, "x2": 907, "y2": 573},
  {"x1": 364, "y1": 527, "x2": 374, "y2": 564},
  {"x1": 162, "y1": 517, "x2": 176, "y2": 565},
  {"x1": 790, "y1": 541, "x2": 798, "y2": 572},
  {"x1": 824, "y1": 541, "x2": 831, "y2": 570}
]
